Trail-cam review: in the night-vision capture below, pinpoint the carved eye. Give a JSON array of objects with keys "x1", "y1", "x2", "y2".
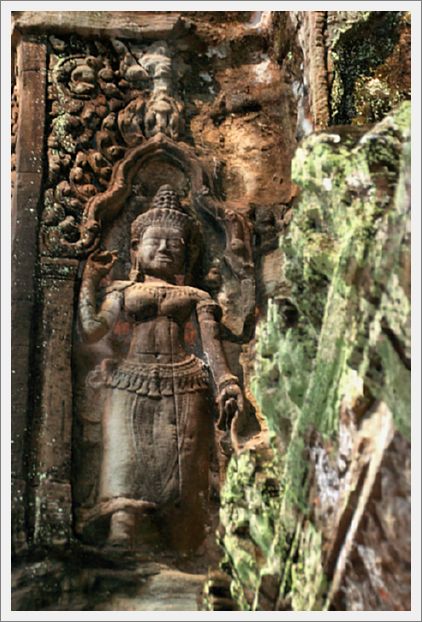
[
  {"x1": 167, "y1": 239, "x2": 184, "y2": 249},
  {"x1": 143, "y1": 237, "x2": 184, "y2": 248},
  {"x1": 143, "y1": 238, "x2": 160, "y2": 246}
]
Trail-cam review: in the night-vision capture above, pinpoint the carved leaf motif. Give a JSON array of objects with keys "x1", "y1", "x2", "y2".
[
  {"x1": 118, "y1": 97, "x2": 146, "y2": 146},
  {"x1": 54, "y1": 55, "x2": 104, "y2": 99},
  {"x1": 111, "y1": 38, "x2": 150, "y2": 88}
]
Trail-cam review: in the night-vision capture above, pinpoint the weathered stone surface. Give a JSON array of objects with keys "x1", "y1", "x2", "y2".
[
  {"x1": 11, "y1": 84, "x2": 18, "y2": 195},
  {"x1": 327, "y1": 11, "x2": 410, "y2": 125},
  {"x1": 12, "y1": 12, "x2": 186, "y2": 41},
  {"x1": 30, "y1": 258, "x2": 79, "y2": 545},
  {"x1": 329, "y1": 429, "x2": 411, "y2": 610},
  {"x1": 12, "y1": 551, "x2": 206, "y2": 611},
  {"x1": 12, "y1": 37, "x2": 47, "y2": 554},
  {"x1": 298, "y1": 11, "x2": 330, "y2": 130},
  {"x1": 272, "y1": 11, "x2": 411, "y2": 133},
  {"x1": 94, "y1": 568, "x2": 206, "y2": 611}
]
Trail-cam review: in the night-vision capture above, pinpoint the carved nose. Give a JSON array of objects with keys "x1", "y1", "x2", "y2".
[{"x1": 158, "y1": 239, "x2": 169, "y2": 252}]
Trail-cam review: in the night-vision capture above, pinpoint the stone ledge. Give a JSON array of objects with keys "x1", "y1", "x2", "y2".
[{"x1": 12, "y1": 11, "x2": 187, "y2": 41}]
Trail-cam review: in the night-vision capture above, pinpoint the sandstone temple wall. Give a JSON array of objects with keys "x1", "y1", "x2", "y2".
[{"x1": 10, "y1": 10, "x2": 412, "y2": 612}]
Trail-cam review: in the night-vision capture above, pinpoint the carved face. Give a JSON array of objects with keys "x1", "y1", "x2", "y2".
[{"x1": 136, "y1": 225, "x2": 186, "y2": 280}]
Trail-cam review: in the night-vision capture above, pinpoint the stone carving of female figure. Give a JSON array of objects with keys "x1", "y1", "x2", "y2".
[{"x1": 78, "y1": 185, "x2": 243, "y2": 549}]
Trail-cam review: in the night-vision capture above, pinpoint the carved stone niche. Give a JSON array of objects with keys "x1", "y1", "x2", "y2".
[
  {"x1": 12, "y1": 28, "x2": 262, "y2": 563},
  {"x1": 70, "y1": 135, "x2": 259, "y2": 552}
]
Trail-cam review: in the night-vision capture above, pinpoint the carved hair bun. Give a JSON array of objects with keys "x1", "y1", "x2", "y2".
[{"x1": 152, "y1": 184, "x2": 184, "y2": 212}]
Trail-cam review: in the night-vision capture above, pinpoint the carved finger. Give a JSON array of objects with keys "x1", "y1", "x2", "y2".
[
  {"x1": 224, "y1": 397, "x2": 237, "y2": 417},
  {"x1": 216, "y1": 399, "x2": 228, "y2": 431},
  {"x1": 236, "y1": 391, "x2": 244, "y2": 414}
]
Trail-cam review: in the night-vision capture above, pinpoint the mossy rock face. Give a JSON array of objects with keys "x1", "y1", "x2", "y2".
[
  {"x1": 285, "y1": 101, "x2": 410, "y2": 441},
  {"x1": 215, "y1": 101, "x2": 410, "y2": 610},
  {"x1": 216, "y1": 447, "x2": 286, "y2": 610}
]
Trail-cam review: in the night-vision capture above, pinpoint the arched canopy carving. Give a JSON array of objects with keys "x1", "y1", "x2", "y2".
[{"x1": 43, "y1": 133, "x2": 218, "y2": 257}]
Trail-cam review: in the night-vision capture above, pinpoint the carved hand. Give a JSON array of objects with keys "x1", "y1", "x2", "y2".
[
  {"x1": 194, "y1": 185, "x2": 211, "y2": 203},
  {"x1": 84, "y1": 249, "x2": 118, "y2": 280},
  {"x1": 217, "y1": 382, "x2": 244, "y2": 432}
]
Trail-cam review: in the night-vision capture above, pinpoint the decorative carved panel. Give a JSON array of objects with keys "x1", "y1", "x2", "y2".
[{"x1": 26, "y1": 31, "x2": 261, "y2": 551}]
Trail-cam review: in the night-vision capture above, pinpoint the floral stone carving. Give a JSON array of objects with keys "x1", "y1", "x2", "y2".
[{"x1": 42, "y1": 35, "x2": 185, "y2": 257}]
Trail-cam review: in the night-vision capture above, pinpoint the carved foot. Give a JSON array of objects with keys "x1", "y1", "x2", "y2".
[{"x1": 108, "y1": 509, "x2": 136, "y2": 547}]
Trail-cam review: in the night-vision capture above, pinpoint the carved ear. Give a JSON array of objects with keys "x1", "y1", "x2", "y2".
[{"x1": 131, "y1": 238, "x2": 139, "y2": 250}]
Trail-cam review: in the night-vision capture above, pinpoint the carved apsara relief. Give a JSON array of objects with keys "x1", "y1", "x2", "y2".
[
  {"x1": 42, "y1": 34, "x2": 256, "y2": 331},
  {"x1": 75, "y1": 185, "x2": 246, "y2": 549}
]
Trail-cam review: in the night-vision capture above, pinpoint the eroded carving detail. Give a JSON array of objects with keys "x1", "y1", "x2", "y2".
[
  {"x1": 251, "y1": 203, "x2": 286, "y2": 254},
  {"x1": 194, "y1": 187, "x2": 255, "y2": 337},
  {"x1": 300, "y1": 11, "x2": 329, "y2": 129},
  {"x1": 141, "y1": 41, "x2": 184, "y2": 140}
]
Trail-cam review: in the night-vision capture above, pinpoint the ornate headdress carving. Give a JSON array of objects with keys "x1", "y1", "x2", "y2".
[
  {"x1": 130, "y1": 185, "x2": 203, "y2": 282},
  {"x1": 131, "y1": 185, "x2": 193, "y2": 241}
]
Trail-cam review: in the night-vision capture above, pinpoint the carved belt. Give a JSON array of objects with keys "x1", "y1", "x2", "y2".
[{"x1": 87, "y1": 354, "x2": 210, "y2": 397}]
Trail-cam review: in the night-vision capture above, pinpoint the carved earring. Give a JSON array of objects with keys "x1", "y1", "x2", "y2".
[{"x1": 129, "y1": 247, "x2": 143, "y2": 282}]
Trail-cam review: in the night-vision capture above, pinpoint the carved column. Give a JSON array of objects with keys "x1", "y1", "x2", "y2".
[
  {"x1": 11, "y1": 36, "x2": 47, "y2": 552},
  {"x1": 30, "y1": 258, "x2": 79, "y2": 545}
]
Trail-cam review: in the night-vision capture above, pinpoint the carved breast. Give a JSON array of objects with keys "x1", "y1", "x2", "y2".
[{"x1": 124, "y1": 283, "x2": 206, "y2": 324}]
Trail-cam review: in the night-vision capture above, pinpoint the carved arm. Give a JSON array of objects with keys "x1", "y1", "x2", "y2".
[
  {"x1": 197, "y1": 298, "x2": 244, "y2": 430},
  {"x1": 79, "y1": 250, "x2": 122, "y2": 344}
]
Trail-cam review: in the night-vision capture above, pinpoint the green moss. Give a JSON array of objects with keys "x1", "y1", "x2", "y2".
[
  {"x1": 373, "y1": 336, "x2": 410, "y2": 439},
  {"x1": 218, "y1": 448, "x2": 285, "y2": 609},
  {"x1": 52, "y1": 113, "x2": 76, "y2": 154},
  {"x1": 214, "y1": 102, "x2": 410, "y2": 611},
  {"x1": 224, "y1": 535, "x2": 260, "y2": 590},
  {"x1": 251, "y1": 301, "x2": 316, "y2": 439},
  {"x1": 290, "y1": 522, "x2": 326, "y2": 611}
]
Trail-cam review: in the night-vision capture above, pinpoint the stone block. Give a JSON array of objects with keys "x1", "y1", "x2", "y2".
[{"x1": 13, "y1": 11, "x2": 185, "y2": 41}]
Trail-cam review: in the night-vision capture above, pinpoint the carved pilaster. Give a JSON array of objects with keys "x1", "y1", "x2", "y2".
[
  {"x1": 297, "y1": 11, "x2": 329, "y2": 130},
  {"x1": 30, "y1": 258, "x2": 79, "y2": 545},
  {"x1": 11, "y1": 36, "x2": 47, "y2": 553}
]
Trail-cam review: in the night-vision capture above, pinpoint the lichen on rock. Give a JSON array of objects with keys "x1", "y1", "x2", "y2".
[
  {"x1": 216, "y1": 101, "x2": 411, "y2": 611},
  {"x1": 328, "y1": 11, "x2": 410, "y2": 125}
]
